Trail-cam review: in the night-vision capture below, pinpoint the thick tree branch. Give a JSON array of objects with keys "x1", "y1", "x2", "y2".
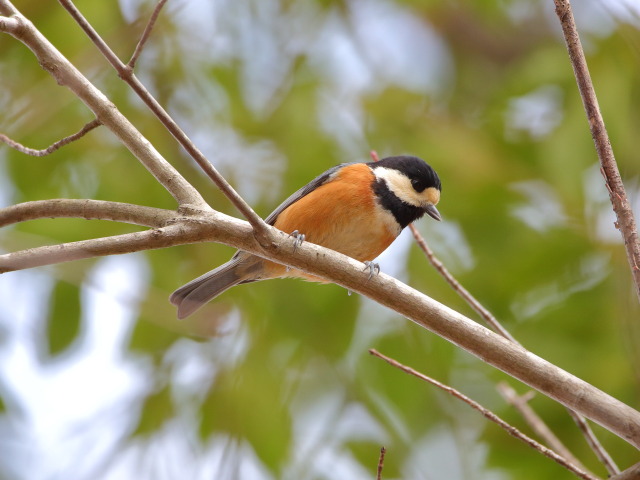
[
  {"x1": 0, "y1": 200, "x2": 174, "y2": 228},
  {"x1": 554, "y1": 0, "x2": 640, "y2": 302},
  {"x1": 57, "y1": 0, "x2": 270, "y2": 242},
  {"x1": 0, "y1": 1, "x2": 206, "y2": 210},
  {"x1": 370, "y1": 350, "x2": 599, "y2": 480},
  {"x1": 1, "y1": 211, "x2": 639, "y2": 451}
]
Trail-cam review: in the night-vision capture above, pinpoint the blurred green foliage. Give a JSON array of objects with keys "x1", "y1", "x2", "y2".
[{"x1": 1, "y1": 0, "x2": 640, "y2": 478}]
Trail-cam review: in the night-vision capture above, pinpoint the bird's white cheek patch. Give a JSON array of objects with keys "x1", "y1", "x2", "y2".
[{"x1": 373, "y1": 167, "x2": 423, "y2": 207}]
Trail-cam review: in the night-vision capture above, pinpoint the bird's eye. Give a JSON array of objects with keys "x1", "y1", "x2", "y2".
[{"x1": 411, "y1": 178, "x2": 425, "y2": 192}]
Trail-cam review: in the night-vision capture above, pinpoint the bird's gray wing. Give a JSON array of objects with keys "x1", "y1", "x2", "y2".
[{"x1": 264, "y1": 163, "x2": 350, "y2": 225}]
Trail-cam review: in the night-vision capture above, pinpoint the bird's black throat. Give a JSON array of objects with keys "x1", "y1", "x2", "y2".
[{"x1": 371, "y1": 178, "x2": 425, "y2": 229}]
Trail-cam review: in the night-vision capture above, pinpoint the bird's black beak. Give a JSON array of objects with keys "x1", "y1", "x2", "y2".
[{"x1": 425, "y1": 204, "x2": 442, "y2": 221}]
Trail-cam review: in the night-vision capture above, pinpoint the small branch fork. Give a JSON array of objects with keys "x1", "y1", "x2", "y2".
[
  {"x1": 56, "y1": 0, "x2": 270, "y2": 242},
  {"x1": 554, "y1": 0, "x2": 640, "y2": 301},
  {"x1": 369, "y1": 350, "x2": 599, "y2": 480},
  {"x1": 0, "y1": 1, "x2": 204, "y2": 209}
]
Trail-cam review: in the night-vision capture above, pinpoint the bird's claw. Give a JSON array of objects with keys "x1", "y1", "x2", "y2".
[
  {"x1": 363, "y1": 261, "x2": 380, "y2": 280},
  {"x1": 289, "y1": 230, "x2": 306, "y2": 253}
]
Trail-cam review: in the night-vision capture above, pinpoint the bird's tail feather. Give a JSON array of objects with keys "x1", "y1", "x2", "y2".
[{"x1": 170, "y1": 258, "x2": 245, "y2": 319}]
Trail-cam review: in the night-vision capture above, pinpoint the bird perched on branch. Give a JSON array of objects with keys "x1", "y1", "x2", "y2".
[{"x1": 170, "y1": 155, "x2": 442, "y2": 319}]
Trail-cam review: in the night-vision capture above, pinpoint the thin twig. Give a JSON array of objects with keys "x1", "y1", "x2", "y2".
[
  {"x1": 369, "y1": 350, "x2": 600, "y2": 480},
  {"x1": 408, "y1": 222, "x2": 519, "y2": 343},
  {"x1": 566, "y1": 409, "x2": 620, "y2": 475},
  {"x1": 57, "y1": 0, "x2": 270, "y2": 242},
  {"x1": 554, "y1": 0, "x2": 640, "y2": 302},
  {"x1": 376, "y1": 446, "x2": 386, "y2": 480},
  {"x1": 497, "y1": 382, "x2": 592, "y2": 475},
  {"x1": 128, "y1": 0, "x2": 167, "y2": 68},
  {"x1": 0, "y1": 119, "x2": 100, "y2": 156}
]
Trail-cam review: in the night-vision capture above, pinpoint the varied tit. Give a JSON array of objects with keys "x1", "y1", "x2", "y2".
[{"x1": 170, "y1": 155, "x2": 442, "y2": 319}]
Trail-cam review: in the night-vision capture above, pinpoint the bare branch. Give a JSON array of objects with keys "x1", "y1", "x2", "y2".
[
  {"x1": 57, "y1": 0, "x2": 270, "y2": 242},
  {"x1": 554, "y1": 0, "x2": 640, "y2": 302},
  {"x1": 128, "y1": 0, "x2": 168, "y2": 68},
  {"x1": 566, "y1": 410, "x2": 620, "y2": 475},
  {"x1": 0, "y1": 119, "x2": 100, "y2": 156},
  {"x1": 369, "y1": 350, "x2": 600, "y2": 480},
  {"x1": 410, "y1": 219, "x2": 620, "y2": 470},
  {"x1": 0, "y1": 199, "x2": 174, "y2": 228},
  {"x1": 408, "y1": 223, "x2": 519, "y2": 344},
  {"x1": 0, "y1": 1, "x2": 206, "y2": 209},
  {"x1": 497, "y1": 382, "x2": 592, "y2": 475},
  {"x1": 1, "y1": 210, "x2": 639, "y2": 450},
  {"x1": 0, "y1": 224, "x2": 187, "y2": 272},
  {"x1": 376, "y1": 446, "x2": 386, "y2": 480},
  {"x1": 610, "y1": 462, "x2": 640, "y2": 480}
]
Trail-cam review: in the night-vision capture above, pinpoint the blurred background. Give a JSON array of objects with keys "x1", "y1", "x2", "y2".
[{"x1": 1, "y1": 0, "x2": 640, "y2": 478}]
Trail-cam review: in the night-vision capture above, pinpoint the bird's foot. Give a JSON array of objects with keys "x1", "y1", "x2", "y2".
[
  {"x1": 289, "y1": 230, "x2": 306, "y2": 253},
  {"x1": 363, "y1": 261, "x2": 381, "y2": 281}
]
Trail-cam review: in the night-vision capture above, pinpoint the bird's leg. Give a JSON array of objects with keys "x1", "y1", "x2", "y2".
[
  {"x1": 288, "y1": 230, "x2": 306, "y2": 253},
  {"x1": 363, "y1": 261, "x2": 381, "y2": 280}
]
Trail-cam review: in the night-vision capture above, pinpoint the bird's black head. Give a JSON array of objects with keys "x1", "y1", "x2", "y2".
[{"x1": 370, "y1": 155, "x2": 442, "y2": 228}]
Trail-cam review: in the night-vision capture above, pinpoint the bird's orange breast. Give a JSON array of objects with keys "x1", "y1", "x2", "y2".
[{"x1": 264, "y1": 163, "x2": 398, "y2": 281}]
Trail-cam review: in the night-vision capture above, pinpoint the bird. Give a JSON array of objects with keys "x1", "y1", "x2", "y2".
[{"x1": 170, "y1": 155, "x2": 442, "y2": 319}]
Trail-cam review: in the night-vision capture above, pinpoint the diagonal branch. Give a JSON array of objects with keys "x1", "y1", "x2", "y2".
[
  {"x1": 0, "y1": 211, "x2": 639, "y2": 453},
  {"x1": 408, "y1": 223, "x2": 518, "y2": 343},
  {"x1": 411, "y1": 219, "x2": 618, "y2": 472},
  {"x1": 554, "y1": 0, "x2": 640, "y2": 302},
  {"x1": 497, "y1": 382, "x2": 592, "y2": 475},
  {"x1": 0, "y1": 200, "x2": 174, "y2": 228},
  {"x1": 57, "y1": 0, "x2": 270, "y2": 242},
  {"x1": 566, "y1": 409, "x2": 620, "y2": 475},
  {"x1": 0, "y1": 119, "x2": 101, "y2": 156},
  {"x1": 0, "y1": 1, "x2": 206, "y2": 210},
  {"x1": 370, "y1": 350, "x2": 600, "y2": 480}
]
